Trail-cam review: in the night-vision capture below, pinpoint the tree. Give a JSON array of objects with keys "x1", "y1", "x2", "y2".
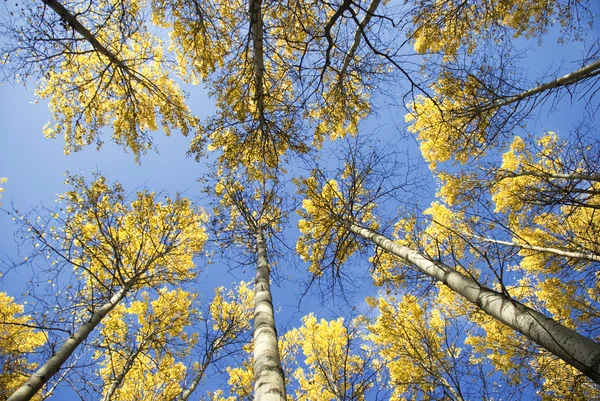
[
  {"x1": 207, "y1": 169, "x2": 288, "y2": 401},
  {"x1": 294, "y1": 164, "x2": 600, "y2": 386},
  {"x1": 91, "y1": 281, "x2": 253, "y2": 401},
  {"x1": 1, "y1": 0, "x2": 199, "y2": 162},
  {"x1": 366, "y1": 289, "x2": 518, "y2": 401},
  {"x1": 7, "y1": 174, "x2": 208, "y2": 401}
]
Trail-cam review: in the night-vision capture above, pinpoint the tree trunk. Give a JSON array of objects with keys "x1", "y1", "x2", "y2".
[
  {"x1": 8, "y1": 281, "x2": 134, "y2": 401},
  {"x1": 249, "y1": 0, "x2": 267, "y2": 131},
  {"x1": 471, "y1": 235, "x2": 600, "y2": 263},
  {"x1": 340, "y1": 0, "x2": 382, "y2": 76},
  {"x1": 347, "y1": 223, "x2": 600, "y2": 384},
  {"x1": 101, "y1": 336, "x2": 151, "y2": 401},
  {"x1": 477, "y1": 59, "x2": 600, "y2": 113},
  {"x1": 177, "y1": 348, "x2": 214, "y2": 401},
  {"x1": 253, "y1": 229, "x2": 286, "y2": 401}
]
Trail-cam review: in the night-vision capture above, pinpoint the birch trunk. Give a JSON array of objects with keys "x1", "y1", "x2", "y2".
[
  {"x1": 40, "y1": 0, "x2": 130, "y2": 73},
  {"x1": 340, "y1": 0, "x2": 382, "y2": 75},
  {"x1": 178, "y1": 349, "x2": 214, "y2": 401},
  {"x1": 101, "y1": 336, "x2": 151, "y2": 401},
  {"x1": 347, "y1": 223, "x2": 600, "y2": 384},
  {"x1": 249, "y1": 0, "x2": 267, "y2": 131},
  {"x1": 8, "y1": 281, "x2": 134, "y2": 401},
  {"x1": 477, "y1": 59, "x2": 600, "y2": 113},
  {"x1": 253, "y1": 230, "x2": 286, "y2": 401},
  {"x1": 472, "y1": 235, "x2": 600, "y2": 263}
]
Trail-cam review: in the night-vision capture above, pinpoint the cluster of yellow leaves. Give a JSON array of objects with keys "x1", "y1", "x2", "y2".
[
  {"x1": 58, "y1": 174, "x2": 208, "y2": 293},
  {"x1": 0, "y1": 177, "x2": 6, "y2": 207},
  {"x1": 152, "y1": 0, "x2": 240, "y2": 83},
  {"x1": 287, "y1": 314, "x2": 374, "y2": 401},
  {"x1": 179, "y1": 0, "x2": 311, "y2": 174},
  {"x1": 96, "y1": 288, "x2": 196, "y2": 401},
  {"x1": 309, "y1": 71, "x2": 371, "y2": 148},
  {"x1": 421, "y1": 201, "x2": 469, "y2": 259},
  {"x1": 215, "y1": 312, "x2": 377, "y2": 401},
  {"x1": 410, "y1": 0, "x2": 583, "y2": 56},
  {"x1": 296, "y1": 169, "x2": 378, "y2": 275},
  {"x1": 405, "y1": 75, "x2": 492, "y2": 170},
  {"x1": 34, "y1": 0, "x2": 198, "y2": 163},
  {"x1": 367, "y1": 292, "x2": 465, "y2": 401},
  {"x1": 491, "y1": 133, "x2": 599, "y2": 320},
  {"x1": 212, "y1": 172, "x2": 284, "y2": 242},
  {"x1": 0, "y1": 292, "x2": 45, "y2": 400},
  {"x1": 176, "y1": 0, "x2": 376, "y2": 175},
  {"x1": 209, "y1": 281, "x2": 254, "y2": 340}
]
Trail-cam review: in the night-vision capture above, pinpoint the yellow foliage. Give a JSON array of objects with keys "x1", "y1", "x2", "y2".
[
  {"x1": 0, "y1": 293, "x2": 45, "y2": 400},
  {"x1": 368, "y1": 293, "x2": 463, "y2": 400},
  {"x1": 421, "y1": 201, "x2": 469, "y2": 259},
  {"x1": 33, "y1": 0, "x2": 198, "y2": 163},
  {"x1": 491, "y1": 132, "x2": 599, "y2": 332},
  {"x1": 175, "y1": 0, "x2": 374, "y2": 173},
  {"x1": 97, "y1": 288, "x2": 196, "y2": 400},
  {"x1": 310, "y1": 71, "x2": 371, "y2": 148},
  {"x1": 410, "y1": 0, "x2": 581, "y2": 55},
  {"x1": 286, "y1": 314, "x2": 374, "y2": 401},
  {"x1": 58, "y1": 174, "x2": 208, "y2": 293},
  {"x1": 406, "y1": 87, "x2": 491, "y2": 170},
  {"x1": 212, "y1": 173, "x2": 283, "y2": 244},
  {"x1": 296, "y1": 169, "x2": 378, "y2": 275},
  {"x1": 209, "y1": 282, "x2": 254, "y2": 339}
]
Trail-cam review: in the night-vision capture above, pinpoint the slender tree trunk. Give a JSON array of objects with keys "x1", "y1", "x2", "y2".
[
  {"x1": 477, "y1": 59, "x2": 600, "y2": 113},
  {"x1": 499, "y1": 170, "x2": 600, "y2": 183},
  {"x1": 249, "y1": 0, "x2": 267, "y2": 131},
  {"x1": 178, "y1": 348, "x2": 214, "y2": 401},
  {"x1": 101, "y1": 337, "x2": 151, "y2": 401},
  {"x1": 471, "y1": 235, "x2": 600, "y2": 263},
  {"x1": 346, "y1": 222, "x2": 600, "y2": 384},
  {"x1": 253, "y1": 229, "x2": 286, "y2": 401},
  {"x1": 40, "y1": 0, "x2": 130, "y2": 72},
  {"x1": 8, "y1": 281, "x2": 134, "y2": 401},
  {"x1": 340, "y1": 0, "x2": 381, "y2": 76}
]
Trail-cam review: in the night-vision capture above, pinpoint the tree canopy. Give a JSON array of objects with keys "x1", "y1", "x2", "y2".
[{"x1": 0, "y1": 0, "x2": 599, "y2": 400}]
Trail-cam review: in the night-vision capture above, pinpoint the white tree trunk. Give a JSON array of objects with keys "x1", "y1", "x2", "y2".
[
  {"x1": 348, "y1": 223, "x2": 600, "y2": 384},
  {"x1": 178, "y1": 348, "x2": 214, "y2": 401},
  {"x1": 253, "y1": 230, "x2": 286, "y2": 401},
  {"x1": 8, "y1": 282, "x2": 134, "y2": 401},
  {"x1": 249, "y1": 0, "x2": 267, "y2": 130},
  {"x1": 478, "y1": 59, "x2": 600, "y2": 113},
  {"x1": 472, "y1": 235, "x2": 600, "y2": 263}
]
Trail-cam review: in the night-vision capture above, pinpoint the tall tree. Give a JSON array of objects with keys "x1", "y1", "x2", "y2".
[
  {"x1": 7, "y1": 174, "x2": 208, "y2": 401},
  {"x1": 207, "y1": 169, "x2": 288, "y2": 401},
  {"x1": 294, "y1": 163, "x2": 600, "y2": 386}
]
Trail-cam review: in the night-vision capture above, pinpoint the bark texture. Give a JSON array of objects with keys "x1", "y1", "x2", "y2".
[{"x1": 253, "y1": 230, "x2": 286, "y2": 401}]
